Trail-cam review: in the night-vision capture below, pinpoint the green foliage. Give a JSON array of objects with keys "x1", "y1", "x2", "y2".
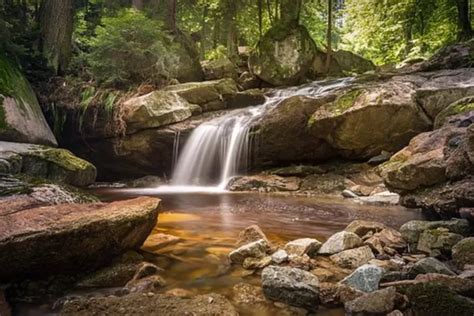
[
  {"x1": 205, "y1": 45, "x2": 228, "y2": 60},
  {"x1": 85, "y1": 9, "x2": 179, "y2": 87}
]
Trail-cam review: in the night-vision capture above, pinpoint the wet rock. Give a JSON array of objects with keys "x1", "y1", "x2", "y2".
[
  {"x1": 236, "y1": 225, "x2": 270, "y2": 247},
  {"x1": 0, "y1": 141, "x2": 96, "y2": 187},
  {"x1": 341, "y1": 189, "x2": 358, "y2": 198},
  {"x1": 249, "y1": 24, "x2": 317, "y2": 86},
  {"x1": 271, "y1": 249, "x2": 289, "y2": 264},
  {"x1": 143, "y1": 233, "x2": 181, "y2": 251},
  {"x1": 125, "y1": 175, "x2": 165, "y2": 188},
  {"x1": 340, "y1": 264, "x2": 385, "y2": 293},
  {"x1": 0, "y1": 54, "x2": 57, "y2": 146},
  {"x1": 381, "y1": 271, "x2": 410, "y2": 283},
  {"x1": 344, "y1": 286, "x2": 398, "y2": 315},
  {"x1": 409, "y1": 257, "x2": 456, "y2": 277},
  {"x1": 228, "y1": 175, "x2": 301, "y2": 192},
  {"x1": 124, "y1": 274, "x2": 166, "y2": 294},
  {"x1": 269, "y1": 165, "x2": 326, "y2": 177},
  {"x1": 399, "y1": 282, "x2": 474, "y2": 316},
  {"x1": 163, "y1": 78, "x2": 238, "y2": 112},
  {"x1": 122, "y1": 90, "x2": 196, "y2": 133},
  {"x1": 417, "y1": 228, "x2": 464, "y2": 257},
  {"x1": 261, "y1": 265, "x2": 320, "y2": 310},
  {"x1": 238, "y1": 71, "x2": 261, "y2": 90},
  {"x1": 453, "y1": 237, "x2": 474, "y2": 269},
  {"x1": 229, "y1": 239, "x2": 269, "y2": 264},
  {"x1": 356, "y1": 191, "x2": 400, "y2": 205},
  {"x1": 400, "y1": 219, "x2": 470, "y2": 247},
  {"x1": 0, "y1": 197, "x2": 160, "y2": 281},
  {"x1": 344, "y1": 220, "x2": 387, "y2": 237},
  {"x1": 284, "y1": 238, "x2": 322, "y2": 257},
  {"x1": 308, "y1": 79, "x2": 432, "y2": 159},
  {"x1": 231, "y1": 283, "x2": 266, "y2": 306},
  {"x1": 224, "y1": 89, "x2": 266, "y2": 109},
  {"x1": 329, "y1": 246, "x2": 375, "y2": 269},
  {"x1": 299, "y1": 173, "x2": 347, "y2": 195},
  {"x1": 243, "y1": 256, "x2": 272, "y2": 270},
  {"x1": 61, "y1": 293, "x2": 239, "y2": 316},
  {"x1": 318, "y1": 231, "x2": 363, "y2": 255},
  {"x1": 288, "y1": 254, "x2": 313, "y2": 271}
]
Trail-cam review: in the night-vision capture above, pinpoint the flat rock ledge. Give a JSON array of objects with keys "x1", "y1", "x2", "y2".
[{"x1": 0, "y1": 197, "x2": 160, "y2": 281}]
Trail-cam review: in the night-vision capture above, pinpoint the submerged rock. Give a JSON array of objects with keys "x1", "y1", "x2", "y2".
[
  {"x1": 340, "y1": 264, "x2": 385, "y2": 293},
  {"x1": 228, "y1": 239, "x2": 269, "y2": 264},
  {"x1": 61, "y1": 293, "x2": 238, "y2": 316},
  {"x1": 261, "y1": 265, "x2": 320, "y2": 310},
  {"x1": 0, "y1": 197, "x2": 160, "y2": 281},
  {"x1": 318, "y1": 231, "x2": 363, "y2": 255}
]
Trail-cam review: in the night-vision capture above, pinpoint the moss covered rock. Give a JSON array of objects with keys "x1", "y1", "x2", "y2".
[
  {"x1": 0, "y1": 54, "x2": 57, "y2": 146},
  {"x1": 308, "y1": 80, "x2": 432, "y2": 159},
  {"x1": 452, "y1": 237, "x2": 474, "y2": 269},
  {"x1": 0, "y1": 141, "x2": 96, "y2": 187},
  {"x1": 434, "y1": 96, "x2": 474, "y2": 128},
  {"x1": 249, "y1": 24, "x2": 317, "y2": 86}
]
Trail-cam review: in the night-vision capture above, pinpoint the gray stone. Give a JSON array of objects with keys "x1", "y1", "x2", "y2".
[
  {"x1": 261, "y1": 265, "x2": 319, "y2": 310},
  {"x1": 417, "y1": 228, "x2": 464, "y2": 256},
  {"x1": 329, "y1": 246, "x2": 375, "y2": 269},
  {"x1": 271, "y1": 249, "x2": 289, "y2": 264},
  {"x1": 409, "y1": 257, "x2": 456, "y2": 277},
  {"x1": 229, "y1": 239, "x2": 269, "y2": 264},
  {"x1": 340, "y1": 264, "x2": 385, "y2": 293},
  {"x1": 344, "y1": 287, "x2": 398, "y2": 315},
  {"x1": 284, "y1": 238, "x2": 322, "y2": 257},
  {"x1": 318, "y1": 231, "x2": 363, "y2": 255},
  {"x1": 400, "y1": 219, "x2": 470, "y2": 247}
]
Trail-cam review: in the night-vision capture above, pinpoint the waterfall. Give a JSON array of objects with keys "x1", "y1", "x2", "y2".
[{"x1": 158, "y1": 78, "x2": 352, "y2": 192}]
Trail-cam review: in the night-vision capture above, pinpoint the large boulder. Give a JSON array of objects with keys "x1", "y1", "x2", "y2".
[
  {"x1": 400, "y1": 219, "x2": 470, "y2": 247},
  {"x1": 0, "y1": 54, "x2": 57, "y2": 146},
  {"x1": 308, "y1": 78, "x2": 432, "y2": 159},
  {"x1": 0, "y1": 141, "x2": 96, "y2": 186},
  {"x1": 452, "y1": 237, "x2": 474, "y2": 269},
  {"x1": 0, "y1": 197, "x2": 160, "y2": 281},
  {"x1": 122, "y1": 91, "x2": 197, "y2": 133},
  {"x1": 249, "y1": 24, "x2": 317, "y2": 86},
  {"x1": 261, "y1": 265, "x2": 320, "y2": 310},
  {"x1": 169, "y1": 32, "x2": 204, "y2": 83},
  {"x1": 201, "y1": 57, "x2": 238, "y2": 80},
  {"x1": 420, "y1": 39, "x2": 474, "y2": 71}
]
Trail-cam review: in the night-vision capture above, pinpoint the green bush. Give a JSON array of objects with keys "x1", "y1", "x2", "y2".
[{"x1": 86, "y1": 9, "x2": 180, "y2": 87}]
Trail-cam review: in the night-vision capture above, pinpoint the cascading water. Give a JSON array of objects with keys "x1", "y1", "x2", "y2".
[{"x1": 158, "y1": 78, "x2": 352, "y2": 192}]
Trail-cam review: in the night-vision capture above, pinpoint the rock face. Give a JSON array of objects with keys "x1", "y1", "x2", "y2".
[
  {"x1": 261, "y1": 265, "x2": 319, "y2": 310},
  {"x1": 0, "y1": 197, "x2": 160, "y2": 281},
  {"x1": 0, "y1": 141, "x2": 96, "y2": 186},
  {"x1": 340, "y1": 264, "x2": 385, "y2": 293},
  {"x1": 249, "y1": 24, "x2": 317, "y2": 86},
  {"x1": 0, "y1": 54, "x2": 57, "y2": 146}
]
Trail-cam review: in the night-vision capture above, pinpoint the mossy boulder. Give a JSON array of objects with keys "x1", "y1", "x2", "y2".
[
  {"x1": 249, "y1": 24, "x2": 317, "y2": 86},
  {"x1": 0, "y1": 54, "x2": 57, "y2": 146},
  {"x1": 452, "y1": 237, "x2": 474, "y2": 269},
  {"x1": 123, "y1": 90, "x2": 196, "y2": 133},
  {"x1": 163, "y1": 78, "x2": 238, "y2": 111},
  {"x1": 308, "y1": 80, "x2": 432, "y2": 159},
  {"x1": 0, "y1": 141, "x2": 96, "y2": 187},
  {"x1": 170, "y1": 32, "x2": 204, "y2": 83},
  {"x1": 201, "y1": 57, "x2": 238, "y2": 80}
]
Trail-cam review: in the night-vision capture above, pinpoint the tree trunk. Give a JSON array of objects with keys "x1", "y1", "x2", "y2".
[
  {"x1": 166, "y1": 0, "x2": 177, "y2": 33},
  {"x1": 455, "y1": 0, "x2": 473, "y2": 40},
  {"x1": 325, "y1": 0, "x2": 333, "y2": 73},
  {"x1": 200, "y1": 5, "x2": 209, "y2": 59},
  {"x1": 258, "y1": 0, "x2": 263, "y2": 38},
  {"x1": 131, "y1": 0, "x2": 143, "y2": 10},
  {"x1": 279, "y1": 0, "x2": 302, "y2": 25},
  {"x1": 39, "y1": 0, "x2": 74, "y2": 74},
  {"x1": 225, "y1": 0, "x2": 239, "y2": 60}
]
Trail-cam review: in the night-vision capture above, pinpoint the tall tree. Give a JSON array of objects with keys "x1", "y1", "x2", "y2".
[
  {"x1": 326, "y1": 0, "x2": 333, "y2": 71},
  {"x1": 224, "y1": 0, "x2": 239, "y2": 59},
  {"x1": 454, "y1": 0, "x2": 473, "y2": 40},
  {"x1": 39, "y1": 0, "x2": 74, "y2": 74},
  {"x1": 165, "y1": 0, "x2": 177, "y2": 32}
]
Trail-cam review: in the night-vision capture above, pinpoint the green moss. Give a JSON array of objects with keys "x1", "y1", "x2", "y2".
[
  {"x1": 331, "y1": 89, "x2": 363, "y2": 115},
  {"x1": 435, "y1": 98, "x2": 474, "y2": 128},
  {"x1": 32, "y1": 147, "x2": 93, "y2": 172},
  {"x1": 399, "y1": 283, "x2": 474, "y2": 316}
]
